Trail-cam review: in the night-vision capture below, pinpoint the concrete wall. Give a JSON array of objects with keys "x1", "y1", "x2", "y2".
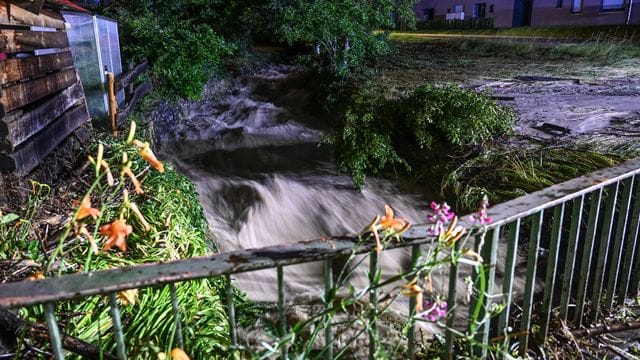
[
  {"x1": 414, "y1": 0, "x2": 515, "y2": 27},
  {"x1": 531, "y1": 0, "x2": 640, "y2": 26}
]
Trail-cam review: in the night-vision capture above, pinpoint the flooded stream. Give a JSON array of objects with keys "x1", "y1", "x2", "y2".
[{"x1": 153, "y1": 66, "x2": 429, "y2": 303}]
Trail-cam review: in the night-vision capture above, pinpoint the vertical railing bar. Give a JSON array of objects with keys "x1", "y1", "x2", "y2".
[
  {"x1": 605, "y1": 177, "x2": 634, "y2": 311},
  {"x1": 169, "y1": 283, "x2": 184, "y2": 349},
  {"x1": 408, "y1": 244, "x2": 421, "y2": 359},
  {"x1": 591, "y1": 182, "x2": 620, "y2": 322},
  {"x1": 498, "y1": 219, "x2": 520, "y2": 350},
  {"x1": 44, "y1": 302, "x2": 65, "y2": 360},
  {"x1": 108, "y1": 293, "x2": 127, "y2": 360},
  {"x1": 541, "y1": 203, "x2": 565, "y2": 340},
  {"x1": 617, "y1": 176, "x2": 640, "y2": 302},
  {"x1": 574, "y1": 189, "x2": 603, "y2": 326},
  {"x1": 369, "y1": 251, "x2": 378, "y2": 360},
  {"x1": 469, "y1": 234, "x2": 482, "y2": 359},
  {"x1": 322, "y1": 260, "x2": 332, "y2": 360},
  {"x1": 226, "y1": 274, "x2": 238, "y2": 348},
  {"x1": 628, "y1": 185, "x2": 640, "y2": 298},
  {"x1": 479, "y1": 227, "x2": 501, "y2": 357},
  {"x1": 519, "y1": 211, "x2": 543, "y2": 356},
  {"x1": 559, "y1": 195, "x2": 585, "y2": 320},
  {"x1": 444, "y1": 240, "x2": 460, "y2": 360}
]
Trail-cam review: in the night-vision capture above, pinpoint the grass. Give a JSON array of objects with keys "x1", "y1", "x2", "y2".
[{"x1": 403, "y1": 25, "x2": 640, "y2": 43}]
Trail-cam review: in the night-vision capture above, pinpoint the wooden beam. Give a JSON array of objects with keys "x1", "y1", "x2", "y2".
[
  {"x1": 0, "y1": 1, "x2": 66, "y2": 29},
  {"x1": 0, "y1": 50, "x2": 73, "y2": 85},
  {"x1": 0, "y1": 67, "x2": 77, "y2": 113},
  {"x1": 115, "y1": 60, "x2": 149, "y2": 92},
  {"x1": 0, "y1": 29, "x2": 69, "y2": 53},
  {"x1": 0, "y1": 102, "x2": 89, "y2": 175},
  {"x1": 0, "y1": 82, "x2": 83, "y2": 151}
]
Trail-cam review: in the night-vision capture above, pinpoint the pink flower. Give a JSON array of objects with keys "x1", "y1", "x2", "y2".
[
  {"x1": 420, "y1": 298, "x2": 448, "y2": 322},
  {"x1": 426, "y1": 201, "x2": 456, "y2": 236}
]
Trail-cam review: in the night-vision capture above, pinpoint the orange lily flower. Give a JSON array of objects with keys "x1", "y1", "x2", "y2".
[
  {"x1": 133, "y1": 139, "x2": 164, "y2": 173},
  {"x1": 379, "y1": 205, "x2": 410, "y2": 232},
  {"x1": 117, "y1": 289, "x2": 138, "y2": 306},
  {"x1": 171, "y1": 348, "x2": 190, "y2": 360},
  {"x1": 76, "y1": 196, "x2": 101, "y2": 220},
  {"x1": 122, "y1": 165, "x2": 144, "y2": 195},
  {"x1": 402, "y1": 277, "x2": 424, "y2": 312},
  {"x1": 100, "y1": 219, "x2": 132, "y2": 252}
]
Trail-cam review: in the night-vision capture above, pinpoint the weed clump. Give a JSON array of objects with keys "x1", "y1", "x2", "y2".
[{"x1": 325, "y1": 84, "x2": 514, "y2": 187}]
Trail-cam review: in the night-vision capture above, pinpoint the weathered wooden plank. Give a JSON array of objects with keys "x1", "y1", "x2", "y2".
[
  {"x1": 0, "y1": 67, "x2": 76, "y2": 112},
  {"x1": 116, "y1": 81, "x2": 152, "y2": 127},
  {"x1": 0, "y1": 82, "x2": 83, "y2": 151},
  {"x1": 0, "y1": 50, "x2": 74, "y2": 85},
  {"x1": 0, "y1": 1, "x2": 66, "y2": 29},
  {"x1": 115, "y1": 60, "x2": 149, "y2": 92},
  {"x1": 0, "y1": 102, "x2": 89, "y2": 175},
  {"x1": 0, "y1": 29, "x2": 69, "y2": 53}
]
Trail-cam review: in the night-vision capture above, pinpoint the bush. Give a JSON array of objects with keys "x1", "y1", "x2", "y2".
[{"x1": 326, "y1": 84, "x2": 514, "y2": 187}]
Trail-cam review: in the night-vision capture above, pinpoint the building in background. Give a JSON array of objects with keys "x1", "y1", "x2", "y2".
[{"x1": 414, "y1": 0, "x2": 639, "y2": 27}]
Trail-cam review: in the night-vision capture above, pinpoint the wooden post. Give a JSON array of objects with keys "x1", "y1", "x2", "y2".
[{"x1": 106, "y1": 71, "x2": 117, "y2": 136}]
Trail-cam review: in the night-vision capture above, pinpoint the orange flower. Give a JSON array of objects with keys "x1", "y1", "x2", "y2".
[
  {"x1": 171, "y1": 348, "x2": 190, "y2": 360},
  {"x1": 402, "y1": 277, "x2": 424, "y2": 312},
  {"x1": 133, "y1": 139, "x2": 164, "y2": 173},
  {"x1": 76, "y1": 196, "x2": 101, "y2": 220},
  {"x1": 100, "y1": 219, "x2": 132, "y2": 252},
  {"x1": 379, "y1": 205, "x2": 410, "y2": 232},
  {"x1": 27, "y1": 271, "x2": 45, "y2": 281},
  {"x1": 122, "y1": 165, "x2": 144, "y2": 195}
]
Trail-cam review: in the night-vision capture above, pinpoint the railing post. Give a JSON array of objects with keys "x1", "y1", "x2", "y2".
[
  {"x1": 559, "y1": 195, "x2": 584, "y2": 320},
  {"x1": 369, "y1": 251, "x2": 378, "y2": 360},
  {"x1": 44, "y1": 302, "x2": 65, "y2": 360},
  {"x1": 445, "y1": 240, "x2": 460, "y2": 359},
  {"x1": 520, "y1": 211, "x2": 543, "y2": 356},
  {"x1": 541, "y1": 203, "x2": 565, "y2": 339},
  {"x1": 478, "y1": 227, "x2": 501, "y2": 357},
  {"x1": 498, "y1": 219, "x2": 520, "y2": 351},
  {"x1": 408, "y1": 244, "x2": 421, "y2": 359},
  {"x1": 323, "y1": 260, "x2": 332, "y2": 360},
  {"x1": 108, "y1": 293, "x2": 127, "y2": 360},
  {"x1": 226, "y1": 275, "x2": 238, "y2": 349},
  {"x1": 169, "y1": 283, "x2": 184, "y2": 349},
  {"x1": 591, "y1": 182, "x2": 620, "y2": 321},
  {"x1": 574, "y1": 189, "x2": 603, "y2": 326},
  {"x1": 278, "y1": 266, "x2": 288, "y2": 359}
]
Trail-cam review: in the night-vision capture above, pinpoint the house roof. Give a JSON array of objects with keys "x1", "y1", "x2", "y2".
[{"x1": 48, "y1": 0, "x2": 89, "y2": 13}]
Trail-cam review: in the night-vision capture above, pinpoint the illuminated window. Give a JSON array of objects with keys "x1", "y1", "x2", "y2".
[
  {"x1": 571, "y1": 0, "x2": 583, "y2": 12},
  {"x1": 602, "y1": 0, "x2": 624, "y2": 10}
]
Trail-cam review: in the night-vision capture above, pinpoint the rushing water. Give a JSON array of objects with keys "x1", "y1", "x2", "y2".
[{"x1": 154, "y1": 66, "x2": 432, "y2": 304}]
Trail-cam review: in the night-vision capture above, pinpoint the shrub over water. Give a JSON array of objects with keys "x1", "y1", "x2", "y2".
[{"x1": 327, "y1": 84, "x2": 514, "y2": 187}]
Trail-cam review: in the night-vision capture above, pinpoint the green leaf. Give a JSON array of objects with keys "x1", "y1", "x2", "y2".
[{"x1": 1, "y1": 213, "x2": 19, "y2": 224}]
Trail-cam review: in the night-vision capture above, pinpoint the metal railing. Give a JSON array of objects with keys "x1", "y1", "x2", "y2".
[{"x1": 1, "y1": 157, "x2": 639, "y2": 359}]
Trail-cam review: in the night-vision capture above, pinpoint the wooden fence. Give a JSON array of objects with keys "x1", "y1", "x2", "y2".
[{"x1": 0, "y1": 0, "x2": 90, "y2": 175}]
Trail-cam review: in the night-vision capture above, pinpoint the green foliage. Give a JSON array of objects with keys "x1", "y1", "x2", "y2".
[
  {"x1": 102, "y1": 0, "x2": 234, "y2": 99},
  {"x1": 327, "y1": 84, "x2": 514, "y2": 187},
  {"x1": 273, "y1": 0, "x2": 417, "y2": 77}
]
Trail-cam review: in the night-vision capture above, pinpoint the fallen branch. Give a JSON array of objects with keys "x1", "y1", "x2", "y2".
[
  {"x1": 0, "y1": 309, "x2": 117, "y2": 359},
  {"x1": 571, "y1": 320, "x2": 640, "y2": 338}
]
